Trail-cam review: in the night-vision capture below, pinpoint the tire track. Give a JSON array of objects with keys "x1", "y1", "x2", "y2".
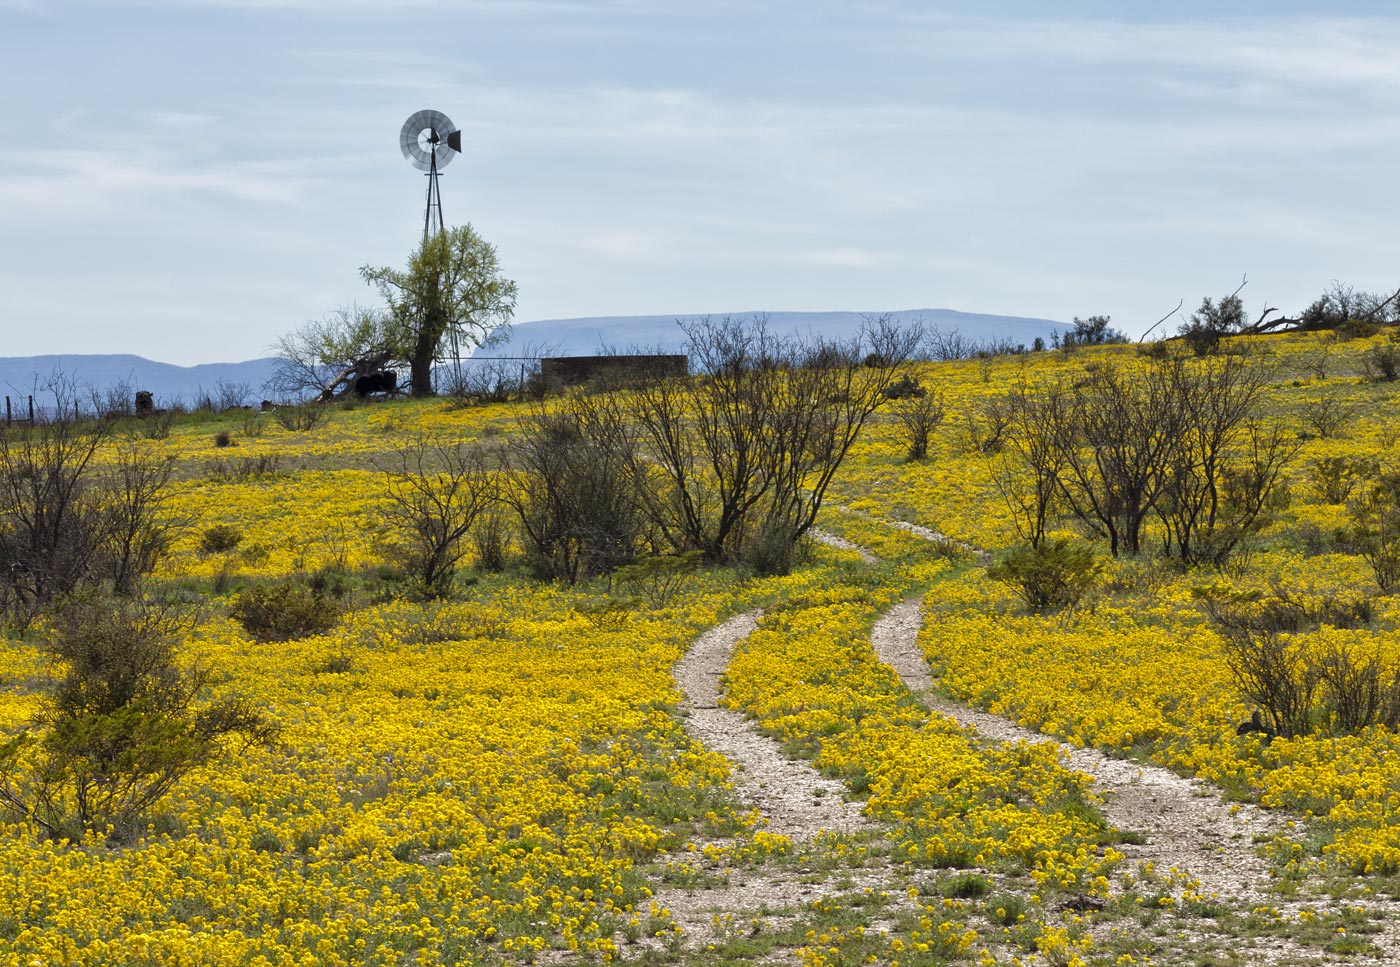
[
  {"x1": 673, "y1": 611, "x2": 874, "y2": 838},
  {"x1": 871, "y1": 598, "x2": 1280, "y2": 901}
]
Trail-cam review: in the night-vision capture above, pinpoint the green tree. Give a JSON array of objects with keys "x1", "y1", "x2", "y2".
[{"x1": 361, "y1": 225, "x2": 518, "y2": 398}]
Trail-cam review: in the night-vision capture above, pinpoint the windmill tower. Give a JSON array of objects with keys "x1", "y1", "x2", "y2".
[{"x1": 399, "y1": 109, "x2": 466, "y2": 382}]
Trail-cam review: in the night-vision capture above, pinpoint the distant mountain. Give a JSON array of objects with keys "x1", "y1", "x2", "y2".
[
  {"x1": 0, "y1": 310, "x2": 1066, "y2": 411},
  {"x1": 0, "y1": 355, "x2": 279, "y2": 412},
  {"x1": 480, "y1": 309, "x2": 1068, "y2": 358}
]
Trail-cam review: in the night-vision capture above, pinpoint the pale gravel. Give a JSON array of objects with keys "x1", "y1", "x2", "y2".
[
  {"x1": 671, "y1": 611, "x2": 874, "y2": 839},
  {"x1": 869, "y1": 586, "x2": 1400, "y2": 962},
  {"x1": 871, "y1": 598, "x2": 1283, "y2": 902},
  {"x1": 653, "y1": 611, "x2": 892, "y2": 957},
  {"x1": 643, "y1": 530, "x2": 1400, "y2": 964},
  {"x1": 807, "y1": 527, "x2": 877, "y2": 564}
]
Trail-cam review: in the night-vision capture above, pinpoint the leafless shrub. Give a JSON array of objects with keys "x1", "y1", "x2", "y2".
[
  {"x1": 272, "y1": 402, "x2": 329, "y2": 432},
  {"x1": 139, "y1": 410, "x2": 175, "y2": 440},
  {"x1": 0, "y1": 418, "x2": 177, "y2": 623},
  {"x1": 379, "y1": 438, "x2": 499, "y2": 597},
  {"x1": 212, "y1": 379, "x2": 252, "y2": 411},
  {"x1": 1362, "y1": 336, "x2": 1400, "y2": 382},
  {"x1": 1300, "y1": 396, "x2": 1360, "y2": 438},
  {"x1": 238, "y1": 411, "x2": 265, "y2": 439},
  {"x1": 1347, "y1": 472, "x2": 1400, "y2": 592},
  {"x1": 502, "y1": 395, "x2": 651, "y2": 583},
  {"x1": 470, "y1": 506, "x2": 513, "y2": 572},
  {"x1": 1312, "y1": 456, "x2": 1378, "y2": 504},
  {"x1": 892, "y1": 387, "x2": 945, "y2": 460},
  {"x1": 924, "y1": 325, "x2": 975, "y2": 361},
  {"x1": 208, "y1": 454, "x2": 284, "y2": 482},
  {"x1": 958, "y1": 396, "x2": 1012, "y2": 455},
  {"x1": 1198, "y1": 584, "x2": 1390, "y2": 738},
  {"x1": 625, "y1": 314, "x2": 920, "y2": 574},
  {"x1": 88, "y1": 378, "x2": 136, "y2": 419}
]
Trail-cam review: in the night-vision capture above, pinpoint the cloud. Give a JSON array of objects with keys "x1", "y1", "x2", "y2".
[
  {"x1": 881, "y1": 12, "x2": 1400, "y2": 99},
  {"x1": 0, "y1": 145, "x2": 364, "y2": 220},
  {"x1": 150, "y1": 111, "x2": 217, "y2": 126},
  {"x1": 90, "y1": 0, "x2": 597, "y2": 13}
]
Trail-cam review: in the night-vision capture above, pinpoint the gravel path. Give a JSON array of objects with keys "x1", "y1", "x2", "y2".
[
  {"x1": 808, "y1": 527, "x2": 878, "y2": 564},
  {"x1": 673, "y1": 611, "x2": 874, "y2": 838},
  {"x1": 652, "y1": 611, "x2": 888, "y2": 954},
  {"x1": 872, "y1": 597, "x2": 1282, "y2": 901},
  {"x1": 655, "y1": 530, "x2": 1400, "y2": 963}
]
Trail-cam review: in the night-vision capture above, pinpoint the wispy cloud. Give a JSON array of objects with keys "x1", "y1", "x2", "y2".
[
  {"x1": 150, "y1": 110, "x2": 217, "y2": 126},
  {"x1": 92, "y1": 0, "x2": 597, "y2": 13},
  {"x1": 0, "y1": 147, "x2": 332, "y2": 218},
  {"x1": 883, "y1": 12, "x2": 1400, "y2": 99}
]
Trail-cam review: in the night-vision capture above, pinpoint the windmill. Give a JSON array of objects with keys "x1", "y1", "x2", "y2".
[
  {"x1": 399, "y1": 109, "x2": 466, "y2": 382},
  {"x1": 400, "y1": 109, "x2": 462, "y2": 242}
]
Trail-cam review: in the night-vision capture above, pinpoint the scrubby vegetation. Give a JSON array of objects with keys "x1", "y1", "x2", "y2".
[{"x1": 2, "y1": 313, "x2": 1400, "y2": 964}]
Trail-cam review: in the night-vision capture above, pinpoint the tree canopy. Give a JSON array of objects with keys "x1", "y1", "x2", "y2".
[{"x1": 361, "y1": 224, "x2": 518, "y2": 397}]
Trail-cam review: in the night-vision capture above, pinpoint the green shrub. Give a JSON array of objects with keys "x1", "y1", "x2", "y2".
[
  {"x1": 1348, "y1": 472, "x2": 1400, "y2": 593},
  {"x1": 987, "y1": 539, "x2": 1101, "y2": 612},
  {"x1": 230, "y1": 582, "x2": 341, "y2": 642},
  {"x1": 1363, "y1": 335, "x2": 1400, "y2": 382},
  {"x1": 213, "y1": 429, "x2": 235, "y2": 448},
  {"x1": 612, "y1": 551, "x2": 702, "y2": 608},
  {"x1": 985, "y1": 893, "x2": 1027, "y2": 926},
  {"x1": 0, "y1": 598, "x2": 276, "y2": 841},
  {"x1": 199, "y1": 524, "x2": 243, "y2": 554}
]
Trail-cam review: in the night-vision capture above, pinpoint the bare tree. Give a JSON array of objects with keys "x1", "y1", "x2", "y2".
[
  {"x1": 992, "y1": 380, "x2": 1069, "y2": 549},
  {"x1": 502, "y1": 394, "x2": 652, "y2": 582},
  {"x1": 626, "y1": 315, "x2": 920, "y2": 572},
  {"x1": 1158, "y1": 357, "x2": 1297, "y2": 566},
  {"x1": 1002, "y1": 352, "x2": 1296, "y2": 564},
  {"x1": 1051, "y1": 359, "x2": 1186, "y2": 557},
  {"x1": 268, "y1": 304, "x2": 397, "y2": 401},
  {"x1": 379, "y1": 438, "x2": 499, "y2": 597},
  {"x1": 924, "y1": 325, "x2": 976, "y2": 361},
  {"x1": 892, "y1": 386, "x2": 945, "y2": 461}
]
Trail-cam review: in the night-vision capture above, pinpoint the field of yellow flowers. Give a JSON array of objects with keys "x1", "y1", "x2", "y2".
[
  {"x1": 2, "y1": 328, "x2": 1398, "y2": 965},
  {"x1": 0, "y1": 396, "x2": 1132, "y2": 966},
  {"x1": 828, "y1": 330, "x2": 1400, "y2": 884}
]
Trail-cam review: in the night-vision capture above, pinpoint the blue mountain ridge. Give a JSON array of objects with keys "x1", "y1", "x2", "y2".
[
  {"x1": 0, "y1": 309, "x2": 1067, "y2": 407},
  {"x1": 0, "y1": 355, "x2": 281, "y2": 410},
  {"x1": 480, "y1": 308, "x2": 1067, "y2": 357}
]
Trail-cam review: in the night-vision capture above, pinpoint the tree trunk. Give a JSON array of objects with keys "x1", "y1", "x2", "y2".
[{"x1": 410, "y1": 309, "x2": 448, "y2": 397}]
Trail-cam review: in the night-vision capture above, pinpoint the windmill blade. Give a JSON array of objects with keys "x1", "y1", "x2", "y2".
[{"x1": 400, "y1": 109, "x2": 458, "y2": 171}]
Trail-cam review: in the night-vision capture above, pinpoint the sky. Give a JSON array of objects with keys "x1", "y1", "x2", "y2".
[{"x1": 1, "y1": 1, "x2": 1398, "y2": 365}]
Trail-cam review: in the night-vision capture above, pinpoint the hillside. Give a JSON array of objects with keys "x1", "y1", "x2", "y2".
[
  {"x1": 1, "y1": 329, "x2": 1399, "y2": 965},
  {"x1": 0, "y1": 354, "x2": 279, "y2": 410},
  {"x1": 484, "y1": 307, "x2": 1068, "y2": 357}
]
